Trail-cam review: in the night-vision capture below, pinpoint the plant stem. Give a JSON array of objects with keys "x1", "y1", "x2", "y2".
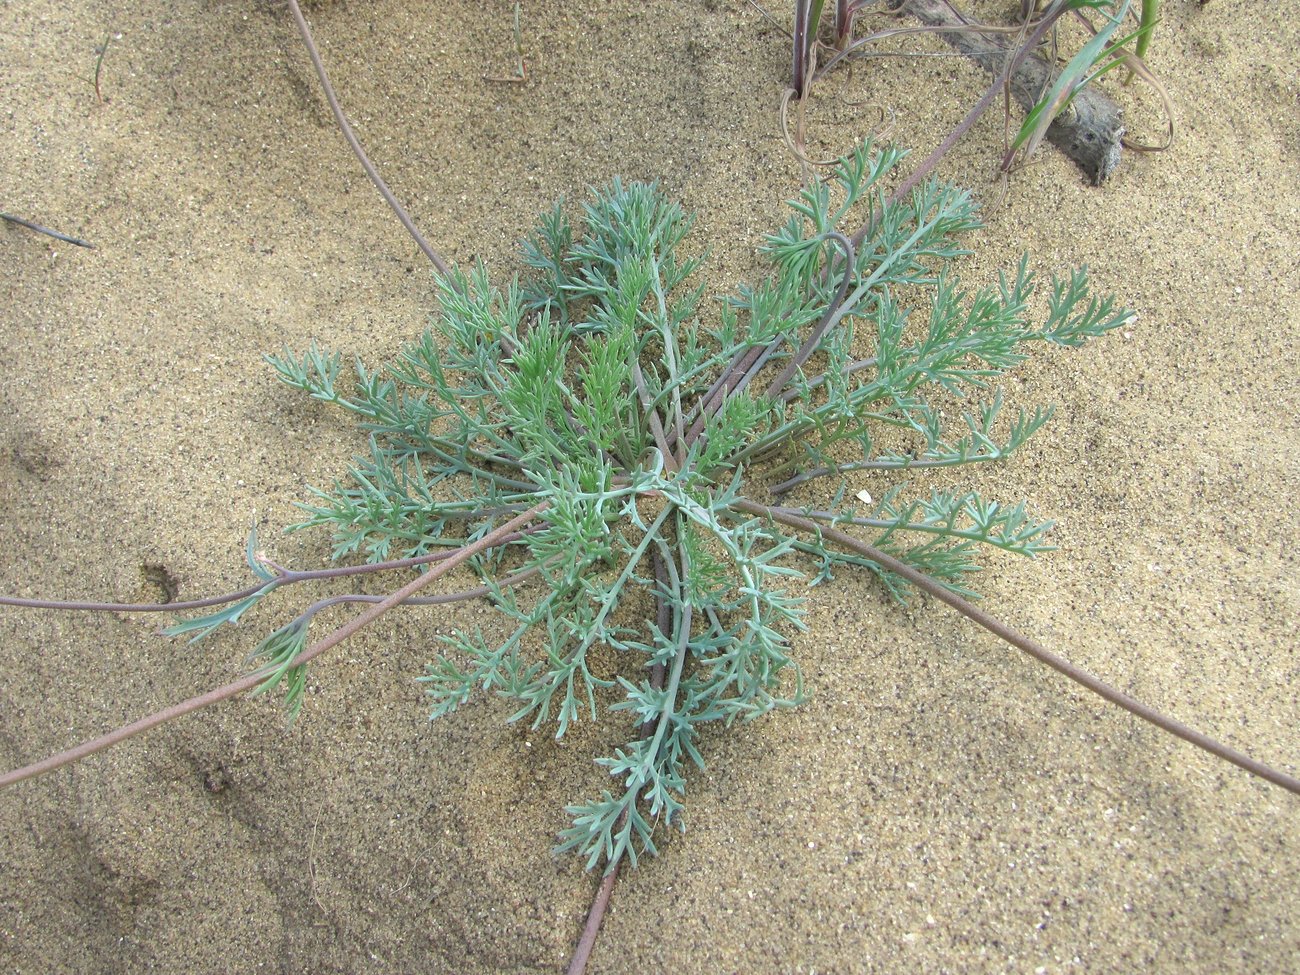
[
  {"x1": 284, "y1": 0, "x2": 454, "y2": 279},
  {"x1": 767, "y1": 436, "x2": 1012, "y2": 491},
  {"x1": 0, "y1": 528, "x2": 542, "y2": 615},
  {"x1": 567, "y1": 866, "x2": 619, "y2": 975},
  {"x1": 288, "y1": 564, "x2": 541, "y2": 620},
  {"x1": 1, "y1": 212, "x2": 94, "y2": 249},
  {"x1": 736, "y1": 499, "x2": 1300, "y2": 795},
  {"x1": 566, "y1": 546, "x2": 675, "y2": 975},
  {"x1": 843, "y1": 0, "x2": 1069, "y2": 249},
  {"x1": 0, "y1": 583, "x2": 273, "y2": 615},
  {"x1": 899, "y1": 0, "x2": 1126, "y2": 184},
  {"x1": 761, "y1": 231, "x2": 856, "y2": 400},
  {"x1": 0, "y1": 504, "x2": 546, "y2": 790},
  {"x1": 93, "y1": 32, "x2": 111, "y2": 102}
]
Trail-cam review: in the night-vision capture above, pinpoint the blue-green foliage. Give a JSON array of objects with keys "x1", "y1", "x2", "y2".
[{"x1": 228, "y1": 143, "x2": 1129, "y2": 870}]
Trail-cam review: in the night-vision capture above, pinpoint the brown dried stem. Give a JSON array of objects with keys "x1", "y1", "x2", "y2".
[
  {"x1": 736, "y1": 499, "x2": 1300, "y2": 795},
  {"x1": 284, "y1": 0, "x2": 455, "y2": 279},
  {"x1": 0, "y1": 504, "x2": 545, "y2": 790}
]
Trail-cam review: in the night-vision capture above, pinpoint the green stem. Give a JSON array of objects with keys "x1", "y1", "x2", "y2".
[{"x1": 644, "y1": 531, "x2": 693, "y2": 769}]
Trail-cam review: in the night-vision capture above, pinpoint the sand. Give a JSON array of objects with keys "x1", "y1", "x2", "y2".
[{"x1": 1, "y1": 1, "x2": 1296, "y2": 972}]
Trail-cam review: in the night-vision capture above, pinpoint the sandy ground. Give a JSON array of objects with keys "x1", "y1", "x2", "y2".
[{"x1": 1, "y1": 1, "x2": 1297, "y2": 972}]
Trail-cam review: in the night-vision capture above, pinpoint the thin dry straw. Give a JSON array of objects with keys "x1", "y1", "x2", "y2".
[{"x1": 1, "y1": 212, "x2": 94, "y2": 248}]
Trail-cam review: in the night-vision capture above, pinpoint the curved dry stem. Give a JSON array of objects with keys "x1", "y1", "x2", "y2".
[
  {"x1": 1114, "y1": 51, "x2": 1174, "y2": 152},
  {"x1": 848, "y1": 4, "x2": 1053, "y2": 248},
  {"x1": 816, "y1": 20, "x2": 1012, "y2": 79},
  {"x1": 780, "y1": 87, "x2": 844, "y2": 169},
  {"x1": 284, "y1": 0, "x2": 455, "y2": 279},
  {"x1": 0, "y1": 527, "x2": 541, "y2": 615},
  {"x1": 737, "y1": 500, "x2": 1300, "y2": 796},
  {"x1": 0, "y1": 504, "x2": 546, "y2": 790},
  {"x1": 0, "y1": 583, "x2": 272, "y2": 615}
]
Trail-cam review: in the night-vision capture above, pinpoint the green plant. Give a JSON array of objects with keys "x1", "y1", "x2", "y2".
[
  {"x1": 2, "y1": 8, "x2": 1293, "y2": 970},
  {"x1": 790, "y1": 0, "x2": 1170, "y2": 182},
  {"x1": 179, "y1": 142, "x2": 1129, "y2": 870},
  {"x1": 1004, "y1": 0, "x2": 1160, "y2": 170}
]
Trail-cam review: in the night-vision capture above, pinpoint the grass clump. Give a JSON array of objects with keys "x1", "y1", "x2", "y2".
[{"x1": 200, "y1": 142, "x2": 1127, "y2": 871}]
